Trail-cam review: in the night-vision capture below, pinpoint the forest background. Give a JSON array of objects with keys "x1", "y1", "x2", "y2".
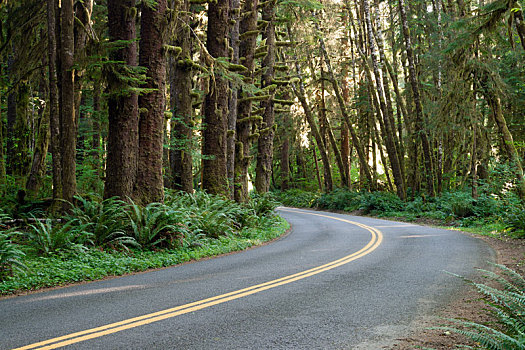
[{"x1": 0, "y1": 0, "x2": 524, "y2": 296}]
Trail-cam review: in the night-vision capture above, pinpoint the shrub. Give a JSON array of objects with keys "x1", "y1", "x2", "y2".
[
  {"x1": 505, "y1": 204, "x2": 525, "y2": 238},
  {"x1": 0, "y1": 230, "x2": 26, "y2": 280},
  {"x1": 315, "y1": 188, "x2": 362, "y2": 211},
  {"x1": 359, "y1": 191, "x2": 403, "y2": 214},
  {"x1": 273, "y1": 189, "x2": 320, "y2": 208},
  {"x1": 247, "y1": 192, "x2": 279, "y2": 217}
]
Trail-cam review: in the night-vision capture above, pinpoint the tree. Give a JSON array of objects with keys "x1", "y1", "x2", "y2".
[
  {"x1": 60, "y1": 0, "x2": 77, "y2": 205},
  {"x1": 170, "y1": 0, "x2": 194, "y2": 194},
  {"x1": 255, "y1": 0, "x2": 277, "y2": 193},
  {"x1": 202, "y1": 0, "x2": 230, "y2": 196},
  {"x1": 134, "y1": 0, "x2": 168, "y2": 204},
  {"x1": 104, "y1": 0, "x2": 139, "y2": 201},
  {"x1": 234, "y1": 0, "x2": 259, "y2": 202}
]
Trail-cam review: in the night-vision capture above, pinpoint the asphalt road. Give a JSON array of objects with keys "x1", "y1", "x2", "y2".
[{"x1": 0, "y1": 207, "x2": 493, "y2": 349}]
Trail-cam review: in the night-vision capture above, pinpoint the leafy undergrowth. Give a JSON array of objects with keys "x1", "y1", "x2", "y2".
[
  {"x1": 0, "y1": 192, "x2": 289, "y2": 295},
  {"x1": 273, "y1": 188, "x2": 525, "y2": 238}
]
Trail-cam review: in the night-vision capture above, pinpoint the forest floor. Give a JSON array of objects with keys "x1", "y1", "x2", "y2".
[{"x1": 391, "y1": 228, "x2": 525, "y2": 349}]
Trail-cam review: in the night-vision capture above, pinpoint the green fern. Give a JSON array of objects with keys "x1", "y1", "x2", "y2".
[
  {"x1": 439, "y1": 263, "x2": 525, "y2": 349},
  {"x1": 26, "y1": 217, "x2": 92, "y2": 256},
  {"x1": 126, "y1": 201, "x2": 183, "y2": 249},
  {"x1": 66, "y1": 195, "x2": 135, "y2": 248},
  {"x1": 0, "y1": 229, "x2": 26, "y2": 279}
]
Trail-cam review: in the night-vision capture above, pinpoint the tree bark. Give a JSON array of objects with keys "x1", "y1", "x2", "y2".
[
  {"x1": 60, "y1": 0, "x2": 77, "y2": 206},
  {"x1": 226, "y1": 0, "x2": 241, "y2": 198},
  {"x1": 104, "y1": 0, "x2": 139, "y2": 201},
  {"x1": 281, "y1": 113, "x2": 291, "y2": 190},
  {"x1": 170, "y1": 0, "x2": 194, "y2": 194},
  {"x1": 255, "y1": 0, "x2": 277, "y2": 193},
  {"x1": 234, "y1": 0, "x2": 259, "y2": 202},
  {"x1": 202, "y1": 0, "x2": 230, "y2": 196},
  {"x1": 134, "y1": 0, "x2": 167, "y2": 204}
]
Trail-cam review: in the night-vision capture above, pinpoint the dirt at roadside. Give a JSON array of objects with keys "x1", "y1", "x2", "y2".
[{"x1": 390, "y1": 235, "x2": 525, "y2": 350}]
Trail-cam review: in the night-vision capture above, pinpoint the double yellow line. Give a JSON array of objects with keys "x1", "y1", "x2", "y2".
[{"x1": 14, "y1": 209, "x2": 383, "y2": 350}]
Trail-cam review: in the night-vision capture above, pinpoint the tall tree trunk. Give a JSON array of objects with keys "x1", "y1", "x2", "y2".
[
  {"x1": 170, "y1": 0, "x2": 194, "y2": 194},
  {"x1": 73, "y1": 0, "x2": 92, "y2": 159},
  {"x1": 6, "y1": 55, "x2": 15, "y2": 176},
  {"x1": 91, "y1": 83, "x2": 101, "y2": 175},
  {"x1": 234, "y1": 0, "x2": 259, "y2": 202},
  {"x1": 398, "y1": 0, "x2": 435, "y2": 196},
  {"x1": 0, "y1": 93, "x2": 5, "y2": 189},
  {"x1": 104, "y1": 0, "x2": 139, "y2": 201},
  {"x1": 255, "y1": 0, "x2": 277, "y2": 193},
  {"x1": 134, "y1": 0, "x2": 167, "y2": 204},
  {"x1": 202, "y1": 0, "x2": 230, "y2": 196},
  {"x1": 226, "y1": 0, "x2": 241, "y2": 198},
  {"x1": 281, "y1": 113, "x2": 290, "y2": 190},
  {"x1": 60, "y1": 0, "x2": 77, "y2": 205},
  {"x1": 47, "y1": 0, "x2": 62, "y2": 206}
]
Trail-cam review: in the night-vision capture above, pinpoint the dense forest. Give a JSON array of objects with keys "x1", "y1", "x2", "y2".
[{"x1": 0, "y1": 0, "x2": 524, "y2": 208}]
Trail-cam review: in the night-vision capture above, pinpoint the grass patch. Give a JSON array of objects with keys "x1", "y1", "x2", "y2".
[{"x1": 0, "y1": 215, "x2": 289, "y2": 295}]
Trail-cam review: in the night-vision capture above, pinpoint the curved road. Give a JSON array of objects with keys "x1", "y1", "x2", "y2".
[{"x1": 0, "y1": 208, "x2": 493, "y2": 349}]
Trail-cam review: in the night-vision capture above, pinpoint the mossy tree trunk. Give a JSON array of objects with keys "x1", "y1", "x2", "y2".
[
  {"x1": 104, "y1": 0, "x2": 139, "y2": 201},
  {"x1": 134, "y1": 0, "x2": 167, "y2": 204},
  {"x1": 280, "y1": 112, "x2": 291, "y2": 190},
  {"x1": 170, "y1": 0, "x2": 194, "y2": 194},
  {"x1": 234, "y1": 0, "x2": 258, "y2": 203},
  {"x1": 60, "y1": 0, "x2": 77, "y2": 206},
  {"x1": 254, "y1": 0, "x2": 277, "y2": 194},
  {"x1": 202, "y1": 0, "x2": 230, "y2": 196},
  {"x1": 227, "y1": 0, "x2": 241, "y2": 198}
]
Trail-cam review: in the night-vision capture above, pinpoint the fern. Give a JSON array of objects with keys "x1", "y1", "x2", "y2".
[
  {"x1": 439, "y1": 264, "x2": 525, "y2": 349},
  {"x1": 0, "y1": 229, "x2": 26, "y2": 279}
]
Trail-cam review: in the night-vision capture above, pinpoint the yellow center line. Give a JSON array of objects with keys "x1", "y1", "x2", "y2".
[{"x1": 14, "y1": 208, "x2": 383, "y2": 350}]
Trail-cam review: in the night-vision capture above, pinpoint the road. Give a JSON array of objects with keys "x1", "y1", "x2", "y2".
[{"x1": 0, "y1": 207, "x2": 493, "y2": 349}]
